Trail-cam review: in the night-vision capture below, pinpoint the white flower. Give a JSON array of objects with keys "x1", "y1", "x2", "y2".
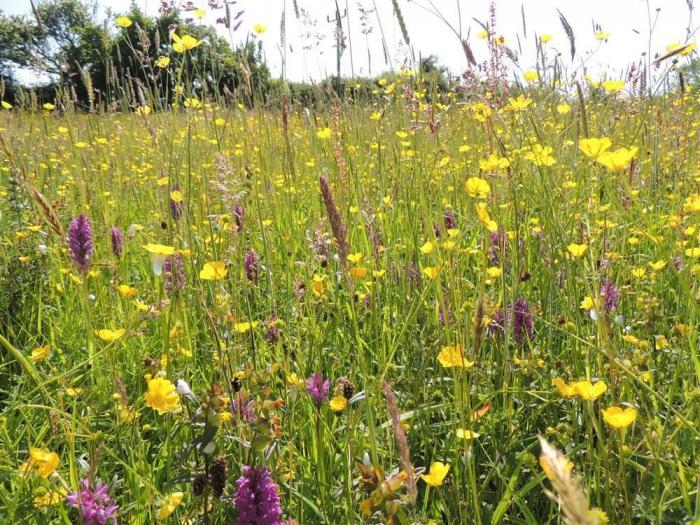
[
  {"x1": 176, "y1": 379, "x2": 195, "y2": 399},
  {"x1": 37, "y1": 244, "x2": 48, "y2": 255}
]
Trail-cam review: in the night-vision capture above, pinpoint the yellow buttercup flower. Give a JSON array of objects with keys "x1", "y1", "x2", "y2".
[
  {"x1": 573, "y1": 380, "x2": 607, "y2": 401},
  {"x1": 479, "y1": 152, "x2": 510, "y2": 172},
  {"x1": 172, "y1": 33, "x2": 202, "y2": 53},
  {"x1": 596, "y1": 146, "x2": 638, "y2": 172},
  {"x1": 420, "y1": 241, "x2": 435, "y2": 254},
  {"x1": 200, "y1": 261, "x2": 227, "y2": 280},
  {"x1": 96, "y1": 328, "x2": 126, "y2": 342},
  {"x1": 19, "y1": 448, "x2": 60, "y2": 478},
  {"x1": 505, "y1": 94, "x2": 532, "y2": 111},
  {"x1": 253, "y1": 24, "x2": 268, "y2": 34},
  {"x1": 116, "y1": 284, "x2": 138, "y2": 298},
  {"x1": 155, "y1": 56, "x2": 171, "y2": 68},
  {"x1": 567, "y1": 243, "x2": 588, "y2": 258},
  {"x1": 554, "y1": 378, "x2": 607, "y2": 401},
  {"x1": 601, "y1": 80, "x2": 624, "y2": 94},
  {"x1": 553, "y1": 377, "x2": 577, "y2": 398},
  {"x1": 601, "y1": 406, "x2": 637, "y2": 429},
  {"x1": 579, "y1": 137, "x2": 612, "y2": 159},
  {"x1": 465, "y1": 177, "x2": 491, "y2": 198},
  {"x1": 580, "y1": 296, "x2": 595, "y2": 310},
  {"x1": 145, "y1": 377, "x2": 180, "y2": 415},
  {"x1": 184, "y1": 97, "x2": 202, "y2": 109},
  {"x1": 33, "y1": 487, "x2": 67, "y2": 508},
  {"x1": 329, "y1": 394, "x2": 348, "y2": 413},
  {"x1": 525, "y1": 144, "x2": 556, "y2": 166},
  {"x1": 523, "y1": 70, "x2": 539, "y2": 82},
  {"x1": 476, "y1": 203, "x2": 498, "y2": 232},
  {"x1": 423, "y1": 266, "x2": 441, "y2": 279},
  {"x1": 143, "y1": 243, "x2": 176, "y2": 275},
  {"x1": 158, "y1": 492, "x2": 184, "y2": 520},
  {"x1": 316, "y1": 127, "x2": 332, "y2": 139},
  {"x1": 234, "y1": 321, "x2": 259, "y2": 333},
  {"x1": 30, "y1": 344, "x2": 51, "y2": 362},
  {"x1": 349, "y1": 266, "x2": 368, "y2": 280},
  {"x1": 116, "y1": 16, "x2": 132, "y2": 28},
  {"x1": 556, "y1": 103, "x2": 571, "y2": 114},
  {"x1": 455, "y1": 428, "x2": 479, "y2": 440},
  {"x1": 438, "y1": 345, "x2": 474, "y2": 368},
  {"x1": 421, "y1": 461, "x2": 450, "y2": 487}
]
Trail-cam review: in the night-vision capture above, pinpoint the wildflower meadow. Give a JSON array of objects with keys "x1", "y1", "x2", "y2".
[{"x1": 0, "y1": 0, "x2": 699, "y2": 523}]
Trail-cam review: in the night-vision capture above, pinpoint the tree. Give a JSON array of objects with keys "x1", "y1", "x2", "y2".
[{"x1": 0, "y1": 10, "x2": 39, "y2": 100}]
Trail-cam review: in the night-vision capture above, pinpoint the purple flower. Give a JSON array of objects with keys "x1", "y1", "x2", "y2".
[
  {"x1": 488, "y1": 229, "x2": 508, "y2": 266},
  {"x1": 264, "y1": 315, "x2": 280, "y2": 343},
  {"x1": 444, "y1": 208, "x2": 456, "y2": 230},
  {"x1": 233, "y1": 204, "x2": 245, "y2": 233},
  {"x1": 510, "y1": 298, "x2": 534, "y2": 345},
  {"x1": 673, "y1": 255, "x2": 682, "y2": 271},
  {"x1": 306, "y1": 372, "x2": 330, "y2": 407},
  {"x1": 488, "y1": 298, "x2": 534, "y2": 345},
  {"x1": 163, "y1": 255, "x2": 185, "y2": 294},
  {"x1": 234, "y1": 466, "x2": 282, "y2": 525},
  {"x1": 433, "y1": 222, "x2": 442, "y2": 238},
  {"x1": 66, "y1": 479, "x2": 118, "y2": 525},
  {"x1": 110, "y1": 227, "x2": 124, "y2": 259},
  {"x1": 68, "y1": 214, "x2": 93, "y2": 273},
  {"x1": 232, "y1": 393, "x2": 256, "y2": 423},
  {"x1": 244, "y1": 249, "x2": 259, "y2": 283},
  {"x1": 488, "y1": 308, "x2": 506, "y2": 338},
  {"x1": 600, "y1": 279, "x2": 620, "y2": 313}
]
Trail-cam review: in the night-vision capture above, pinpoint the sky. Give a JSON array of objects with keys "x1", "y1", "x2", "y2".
[{"x1": 3, "y1": 0, "x2": 698, "y2": 84}]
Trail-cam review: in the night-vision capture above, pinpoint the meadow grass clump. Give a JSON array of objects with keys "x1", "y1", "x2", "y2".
[{"x1": 1, "y1": 6, "x2": 700, "y2": 524}]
